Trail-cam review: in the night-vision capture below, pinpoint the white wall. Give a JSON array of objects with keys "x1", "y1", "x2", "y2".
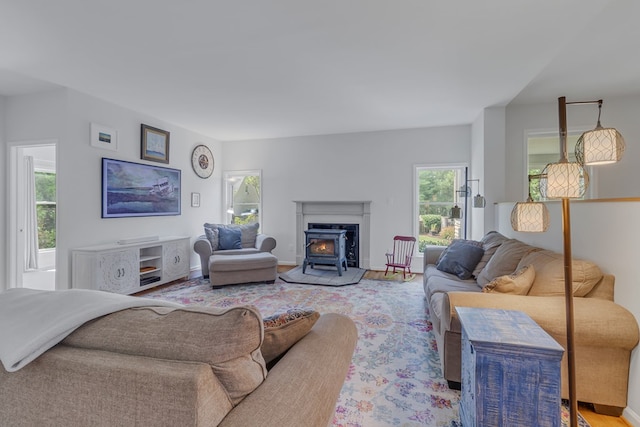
[
  {"x1": 2, "y1": 88, "x2": 223, "y2": 289},
  {"x1": 0, "y1": 95, "x2": 6, "y2": 286},
  {"x1": 470, "y1": 113, "x2": 484, "y2": 241},
  {"x1": 503, "y1": 93, "x2": 640, "y2": 423},
  {"x1": 470, "y1": 107, "x2": 506, "y2": 240},
  {"x1": 222, "y1": 126, "x2": 471, "y2": 271}
]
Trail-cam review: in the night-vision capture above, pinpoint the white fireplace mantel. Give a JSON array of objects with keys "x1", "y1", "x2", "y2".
[{"x1": 294, "y1": 201, "x2": 371, "y2": 268}]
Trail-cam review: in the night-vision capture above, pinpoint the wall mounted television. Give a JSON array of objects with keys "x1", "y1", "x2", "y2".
[{"x1": 102, "y1": 158, "x2": 181, "y2": 218}]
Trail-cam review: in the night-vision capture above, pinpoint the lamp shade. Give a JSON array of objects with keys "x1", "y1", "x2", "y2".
[
  {"x1": 542, "y1": 162, "x2": 589, "y2": 199},
  {"x1": 510, "y1": 201, "x2": 550, "y2": 232},
  {"x1": 575, "y1": 127, "x2": 625, "y2": 165},
  {"x1": 450, "y1": 205, "x2": 462, "y2": 219}
]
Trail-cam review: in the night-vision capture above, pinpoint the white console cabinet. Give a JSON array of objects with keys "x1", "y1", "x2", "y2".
[
  {"x1": 72, "y1": 236, "x2": 190, "y2": 294},
  {"x1": 163, "y1": 239, "x2": 190, "y2": 281}
]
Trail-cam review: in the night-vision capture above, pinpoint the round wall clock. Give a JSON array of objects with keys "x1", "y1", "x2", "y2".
[{"x1": 191, "y1": 144, "x2": 214, "y2": 179}]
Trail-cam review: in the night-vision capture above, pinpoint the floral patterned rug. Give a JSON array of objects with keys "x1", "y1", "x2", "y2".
[{"x1": 143, "y1": 277, "x2": 588, "y2": 427}]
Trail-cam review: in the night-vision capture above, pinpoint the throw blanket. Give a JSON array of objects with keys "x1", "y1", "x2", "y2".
[{"x1": 0, "y1": 288, "x2": 182, "y2": 372}]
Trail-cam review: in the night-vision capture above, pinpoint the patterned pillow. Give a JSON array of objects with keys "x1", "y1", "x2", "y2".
[
  {"x1": 483, "y1": 264, "x2": 535, "y2": 295},
  {"x1": 262, "y1": 309, "x2": 320, "y2": 364},
  {"x1": 204, "y1": 227, "x2": 219, "y2": 250}
]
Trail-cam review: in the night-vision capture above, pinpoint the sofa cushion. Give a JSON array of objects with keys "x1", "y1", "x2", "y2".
[
  {"x1": 483, "y1": 264, "x2": 535, "y2": 295},
  {"x1": 261, "y1": 309, "x2": 320, "y2": 364},
  {"x1": 472, "y1": 231, "x2": 509, "y2": 278},
  {"x1": 212, "y1": 248, "x2": 262, "y2": 256},
  {"x1": 204, "y1": 227, "x2": 219, "y2": 251},
  {"x1": 424, "y1": 265, "x2": 480, "y2": 302},
  {"x1": 517, "y1": 250, "x2": 603, "y2": 297},
  {"x1": 476, "y1": 238, "x2": 537, "y2": 287},
  {"x1": 436, "y1": 240, "x2": 485, "y2": 280},
  {"x1": 62, "y1": 305, "x2": 267, "y2": 406},
  {"x1": 218, "y1": 227, "x2": 242, "y2": 250},
  {"x1": 210, "y1": 252, "x2": 278, "y2": 272}
]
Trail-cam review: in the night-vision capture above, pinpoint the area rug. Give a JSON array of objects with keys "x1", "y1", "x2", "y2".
[
  {"x1": 143, "y1": 278, "x2": 588, "y2": 427},
  {"x1": 279, "y1": 264, "x2": 366, "y2": 286}
]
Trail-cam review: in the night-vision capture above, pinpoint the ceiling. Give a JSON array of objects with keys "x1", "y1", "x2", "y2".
[{"x1": 1, "y1": 0, "x2": 639, "y2": 141}]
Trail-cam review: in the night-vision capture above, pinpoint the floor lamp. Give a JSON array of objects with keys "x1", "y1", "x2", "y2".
[{"x1": 511, "y1": 96, "x2": 624, "y2": 427}]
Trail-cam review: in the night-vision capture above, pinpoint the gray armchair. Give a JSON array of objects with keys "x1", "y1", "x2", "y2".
[{"x1": 194, "y1": 233, "x2": 276, "y2": 278}]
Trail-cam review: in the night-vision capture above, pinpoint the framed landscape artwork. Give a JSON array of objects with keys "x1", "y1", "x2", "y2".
[
  {"x1": 141, "y1": 124, "x2": 170, "y2": 163},
  {"x1": 91, "y1": 123, "x2": 118, "y2": 151},
  {"x1": 102, "y1": 157, "x2": 181, "y2": 218}
]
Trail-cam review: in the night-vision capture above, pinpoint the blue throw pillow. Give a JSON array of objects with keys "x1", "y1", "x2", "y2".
[
  {"x1": 436, "y1": 240, "x2": 485, "y2": 280},
  {"x1": 218, "y1": 227, "x2": 242, "y2": 250}
]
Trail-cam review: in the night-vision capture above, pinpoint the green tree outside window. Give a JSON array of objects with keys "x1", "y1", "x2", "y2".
[{"x1": 35, "y1": 172, "x2": 56, "y2": 249}]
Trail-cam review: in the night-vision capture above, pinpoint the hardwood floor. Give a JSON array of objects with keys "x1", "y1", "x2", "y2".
[{"x1": 580, "y1": 404, "x2": 632, "y2": 427}]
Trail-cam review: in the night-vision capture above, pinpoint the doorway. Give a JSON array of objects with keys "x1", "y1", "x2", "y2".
[{"x1": 9, "y1": 141, "x2": 57, "y2": 290}]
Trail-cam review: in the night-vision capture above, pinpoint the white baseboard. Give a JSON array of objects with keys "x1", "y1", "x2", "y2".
[{"x1": 624, "y1": 407, "x2": 640, "y2": 427}]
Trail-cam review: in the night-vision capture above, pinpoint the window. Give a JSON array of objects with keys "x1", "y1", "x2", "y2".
[
  {"x1": 34, "y1": 171, "x2": 56, "y2": 249},
  {"x1": 414, "y1": 165, "x2": 467, "y2": 253},
  {"x1": 527, "y1": 131, "x2": 591, "y2": 201},
  {"x1": 223, "y1": 170, "x2": 262, "y2": 226}
]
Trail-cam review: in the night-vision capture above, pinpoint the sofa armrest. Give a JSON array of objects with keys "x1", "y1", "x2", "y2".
[
  {"x1": 423, "y1": 245, "x2": 446, "y2": 269},
  {"x1": 0, "y1": 346, "x2": 229, "y2": 426},
  {"x1": 194, "y1": 234, "x2": 212, "y2": 256},
  {"x1": 255, "y1": 234, "x2": 276, "y2": 252},
  {"x1": 194, "y1": 235, "x2": 213, "y2": 276},
  {"x1": 219, "y1": 313, "x2": 357, "y2": 427},
  {"x1": 443, "y1": 292, "x2": 639, "y2": 350}
]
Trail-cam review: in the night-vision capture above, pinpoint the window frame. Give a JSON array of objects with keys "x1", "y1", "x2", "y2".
[
  {"x1": 413, "y1": 163, "x2": 469, "y2": 255},
  {"x1": 222, "y1": 169, "x2": 262, "y2": 227}
]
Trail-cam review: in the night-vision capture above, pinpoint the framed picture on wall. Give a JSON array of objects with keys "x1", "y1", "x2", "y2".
[
  {"x1": 91, "y1": 123, "x2": 118, "y2": 151},
  {"x1": 102, "y1": 158, "x2": 181, "y2": 218},
  {"x1": 141, "y1": 124, "x2": 170, "y2": 163}
]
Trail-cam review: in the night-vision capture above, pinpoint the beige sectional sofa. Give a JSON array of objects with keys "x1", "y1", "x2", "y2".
[
  {"x1": 0, "y1": 305, "x2": 357, "y2": 426},
  {"x1": 423, "y1": 231, "x2": 639, "y2": 416}
]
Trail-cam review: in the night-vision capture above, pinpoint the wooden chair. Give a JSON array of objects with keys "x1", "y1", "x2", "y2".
[{"x1": 385, "y1": 235, "x2": 417, "y2": 279}]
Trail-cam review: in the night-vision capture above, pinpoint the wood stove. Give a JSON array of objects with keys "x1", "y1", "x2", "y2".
[
  {"x1": 308, "y1": 223, "x2": 359, "y2": 268},
  {"x1": 303, "y1": 229, "x2": 348, "y2": 276}
]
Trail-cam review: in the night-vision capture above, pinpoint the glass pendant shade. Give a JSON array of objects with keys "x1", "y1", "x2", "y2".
[
  {"x1": 473, "y1": 194, "x2": 486, "y2": 208},
  {"x1": 450, "y1": 205, "x2": 462, "y2": 219},
  {"x1": 542, "y1": 162, "x2": 589, "y2": 199},
  {"x1": 575, "y1": 126, "x2": 625, "y2": 165},
  {"x1": 510, "y1": 201, "x2": 550, "y2": 232}
]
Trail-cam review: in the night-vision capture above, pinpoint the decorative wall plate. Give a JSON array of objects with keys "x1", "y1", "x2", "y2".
[{"x1": 191, "y1": 144, "x2": 214, "y2": 178}]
